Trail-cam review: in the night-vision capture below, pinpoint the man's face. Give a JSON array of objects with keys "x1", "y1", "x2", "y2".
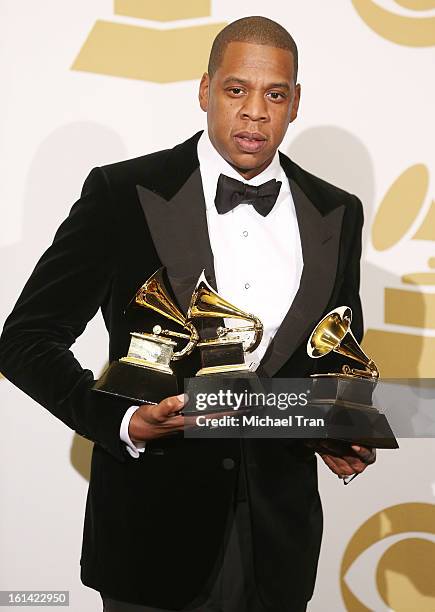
[{"x1": 199, "y1": 41, "x2": 300, "y2": 180}]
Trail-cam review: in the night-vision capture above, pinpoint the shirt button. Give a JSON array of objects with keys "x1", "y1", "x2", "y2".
[
  {"x1": 244, "y1": 282, "x2": 250, "y2": 289},
  {"x1": 242, "y1": 231, "x2": 248, "y2": 237},
  {"x1": 222, "y1": 458, "x2": 235, "y2": 470}
]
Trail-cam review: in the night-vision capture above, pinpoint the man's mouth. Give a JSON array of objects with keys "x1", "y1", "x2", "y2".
[{"x1": 233, "y1": 132, "x2": 267, "y2": 154}]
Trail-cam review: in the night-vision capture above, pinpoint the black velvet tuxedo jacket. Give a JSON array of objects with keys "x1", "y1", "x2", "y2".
[{"x1": 0, "y1": 131, "x2": 364, "y2": 610}]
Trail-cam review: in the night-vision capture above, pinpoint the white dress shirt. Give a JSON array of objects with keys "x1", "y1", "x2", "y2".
[{"x1": 120, "y1": 130, "x2": 303, "y2": 457}]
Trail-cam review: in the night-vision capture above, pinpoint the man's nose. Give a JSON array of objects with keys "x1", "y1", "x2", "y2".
[{"x1": 240, "y1": 92, "x2": 269, "y2": 122}]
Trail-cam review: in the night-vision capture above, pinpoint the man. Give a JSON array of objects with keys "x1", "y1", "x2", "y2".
[{"x1": 0, "y1": 16, "x2": 375, "y2": 612}]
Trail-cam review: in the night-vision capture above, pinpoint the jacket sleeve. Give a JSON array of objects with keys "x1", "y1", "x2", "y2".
[
  {"x1": 338, "y1": 194, "x2": 364, "y2": 341},
  {"x1": 0, "y1": 167, "x2": 131, "y2": 463},
  {"x1": 316, "y1": 194, "x2": 365, "y2": 375}
]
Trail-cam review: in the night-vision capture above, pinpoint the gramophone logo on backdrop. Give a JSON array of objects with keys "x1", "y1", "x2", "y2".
[
  {"x1": 351, "y1": 0, "x2": 435, "y2": 46},
  {"x1": 341, "y1": 503, "x2": 435, "y2": 612},
  {"x1": 71, "y1": 1, "x2": 226, "y2": 82},
  {"x1": 362, "y1": 165, "x2": 435, "y2": 377}
]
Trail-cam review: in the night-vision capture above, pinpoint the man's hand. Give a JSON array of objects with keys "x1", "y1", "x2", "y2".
[
  {"x1": 128, "y1": 394, "x2": 188, "y2": 442},
  {"x1": 306, "y1": 440, "x2": 376, "y2": 479}
]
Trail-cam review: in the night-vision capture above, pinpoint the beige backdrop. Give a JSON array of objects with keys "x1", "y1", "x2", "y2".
[{"x1": 1, "y1": 1, "x2": 434, "y2": 611}]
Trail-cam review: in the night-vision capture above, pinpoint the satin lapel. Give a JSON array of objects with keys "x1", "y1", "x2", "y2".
[
  {"x1": 258, "y1": 178, "x2": 345, "y2": 377},
  {"x1": 136, "y1": 167, "x2": 216, "y2": 315}
]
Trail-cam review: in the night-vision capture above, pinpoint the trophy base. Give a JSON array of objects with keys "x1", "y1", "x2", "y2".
[
  {"x1": 93, "y1": 359, "x2": 178, "y2": 405},
  {"x1": 196, "y1": 341, "x2": 249, "y2": 376},
  {"x1": 309, "y1": 375, "x2": 398, "y2": 449},
  {"x1": 308, "y1": 400, "x2": 398, "y2": 449}
]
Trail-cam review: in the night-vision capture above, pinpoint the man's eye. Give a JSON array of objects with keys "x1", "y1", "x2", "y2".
[
  {"x1": 229, "y1": 88, "x2": 243, "y2": 95},
  {"x1": 267, "y1": 92, "x2": 285, "y2": 100}
]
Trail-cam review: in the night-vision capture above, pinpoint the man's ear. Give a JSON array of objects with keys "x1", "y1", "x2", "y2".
[
  {"x1": 198, "y1": 73, "x2": 210, "y2": 112},
  {"x1": 289, "y1": 83, "x2": 301, "y2": 123}
]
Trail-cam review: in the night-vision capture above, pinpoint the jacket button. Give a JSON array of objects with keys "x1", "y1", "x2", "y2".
[
  {"x1": 222, "y1": 458, "x2": 235, "y2": 470},
  {"x1": 149, "y1": 448, "x2": 165, "y2": 455}
]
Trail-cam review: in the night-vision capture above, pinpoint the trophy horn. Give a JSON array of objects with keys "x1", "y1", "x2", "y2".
[
  {"x1": 132, "y1": 267, "x2": 199, "y2": 359},
  {"x1": 307, "y1": 306, "x2": 379, "y2": 379},
  {"x1": 187, "y1": 271, "x2": 263, "y2": 353},
  {"x1": 134, "y1": 267, "x2": 185, "y2": 326}
]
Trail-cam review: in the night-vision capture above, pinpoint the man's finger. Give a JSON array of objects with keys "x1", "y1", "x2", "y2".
[
  {"x1": 332, "y1": 452, "x2": 368, "y2": 473},
  {"x1": 158, "y1": 394, "x2": 186, "y2": 418},
  {"x1": 159, "y1": 414, "x2": 185, "y2": 429},
  {"x1": 329, "y1": 457, "x2": 355, "y2": 476},
  {"x1": 183, "y1": 415, "x2": 200, "y2": 429},
  {"x1": 146, "y1": 415, "x2": 186, "y2": 438},
  {"x1": 322, "y1": 455, "x2": 352, "y2": 477},
  {"x1": 342, "y1": 457, "x2": 368, "y2": 474},
  {"x1": 322, "y1": 455, "x2": 340, "y2": 474},
  {"x1": 351, "y1": 445, "x2": 376, "y2": 464}
]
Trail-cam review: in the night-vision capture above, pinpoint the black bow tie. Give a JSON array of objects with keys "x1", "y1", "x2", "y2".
[{"x1": 214, "y1": 174, "x2": 282, "y2": 217}]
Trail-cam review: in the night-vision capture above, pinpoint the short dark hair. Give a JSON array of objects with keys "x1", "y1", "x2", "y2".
[{"x1": 208, "y1": 16, "x2": 299, "y2": 83}]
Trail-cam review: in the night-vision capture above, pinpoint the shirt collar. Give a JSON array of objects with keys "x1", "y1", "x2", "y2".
[{"x1": 197, "y1": 130, "x2": 284, "y2": 210}]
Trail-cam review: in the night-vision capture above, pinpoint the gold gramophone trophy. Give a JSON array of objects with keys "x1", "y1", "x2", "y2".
[
  {"x1": 307, "y1": 306, "x2": 398, "y2": 449},
  {"x1": 181, "y1": 271, "x2": 264, "y2": 416},
  {"x1": 186, "y1": 271, "x2": 263, "y2": 377},
  {"x1": 93, "y1": 268, "x2": 199, "y2": 404}
]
